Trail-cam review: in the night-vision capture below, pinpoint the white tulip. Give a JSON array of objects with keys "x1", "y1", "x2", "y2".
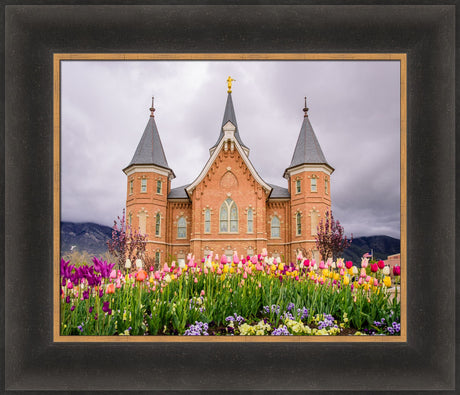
[
  {"x1": 135, "y1": 259, "x2": 143, "y2": 269},
  {"x1": 382, "y1": 266, "x2": 390, "y2": 275},
  {"x1": 125, "y1": 258, "x2": 132, "y2": 269}
]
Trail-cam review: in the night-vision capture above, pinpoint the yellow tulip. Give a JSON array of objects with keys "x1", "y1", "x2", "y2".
[
  {"x1": 383, "y1": 276, "x2": 391, "y2": 287},
  {"x1": 333, "y1": 273, "x2": 339, "y2": 281},
  {"x1": 223, "y1": 265, "x2": 229, "y2": 273},
  {"x1": 343, "y1": 276, "x2": 350, "y2": 285}
]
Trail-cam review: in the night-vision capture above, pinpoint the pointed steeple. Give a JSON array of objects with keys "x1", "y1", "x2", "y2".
[
  {"x1": 210, "y1": 79, "x2": 248, "y2": 153},
  {"x1": 284, "y1": 98, "x2": 333, "y2": 177},
  {"x1": 123, "y1": 98, "x2": 175, "y2": 177}
]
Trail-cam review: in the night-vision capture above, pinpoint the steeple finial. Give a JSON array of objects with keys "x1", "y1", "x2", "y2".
[
  {"x1": 227, "y1": 76, "x2": 236, "y2": 93},
  {"x1": 303, "y1": 96, "x2": 309, "y2": 117},
  {"x1": 149, "y1": 97, "x2": 155, "y2": 117}
]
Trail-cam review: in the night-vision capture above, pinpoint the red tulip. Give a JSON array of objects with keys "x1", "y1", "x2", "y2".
[
  {"x1": 370, "y1": 263, "x2": 378, "y2": 273},
  {"x1": 345, "y1": 261, "x2": 353, "y2": 269},
  {"x1": 378, "y1": 260, "x2": 385, "y2": 269},
  {"x1": 393, "y1": 265, "x2": 401, "y2": 276}
]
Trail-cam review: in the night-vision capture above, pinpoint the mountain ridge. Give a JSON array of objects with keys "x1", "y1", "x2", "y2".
[{"x1": 60, "y1": 221, "x2": 400, "y2": 264}]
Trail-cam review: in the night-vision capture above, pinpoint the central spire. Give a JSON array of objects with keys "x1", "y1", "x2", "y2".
[{"x1": 209, "y1": 78, "x2": 249, "y2": 154}]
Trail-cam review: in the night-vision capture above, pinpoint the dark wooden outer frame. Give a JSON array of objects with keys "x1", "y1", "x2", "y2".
[{"x1": 3, "y1": 3, "x2": 455, "y2": 393}]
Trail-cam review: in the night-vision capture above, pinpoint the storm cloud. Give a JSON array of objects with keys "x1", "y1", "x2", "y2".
[{"x1": 61, "y1": 60, "x2": 401, "y2": 238}]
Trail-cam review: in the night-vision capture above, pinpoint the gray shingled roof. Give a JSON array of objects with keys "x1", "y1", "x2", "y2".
[
  {"x1": 285, "y1": 116, "x2": 332, "y2": 171},
  {"x1": 125, "y1": 116, "x2": 173, "y2": 173},
  {"x1": 168, "y1": 184, "x2": 190, "y2": 199},
  {"x1": 210, "y1": 93, "x2": 248, "y2": 150},
  {"x1": 268, "y1": 183, "x2": 290, "y2": 199}
]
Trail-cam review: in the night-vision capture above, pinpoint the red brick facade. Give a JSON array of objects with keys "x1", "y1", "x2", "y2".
[{"x1": 124, "y1": 93, "x2": 333, "y2": 264}]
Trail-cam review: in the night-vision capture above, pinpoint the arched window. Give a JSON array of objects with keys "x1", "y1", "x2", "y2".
[
  {"x1": 247, "y1": 208, "x2": 253, "y2": 233},
  {"x1": 271, "y1": 216, "x2": 280, "y2": 238},
  {"x1": 220, "y1": 198, "x2": 238, "y2": 233},
  {"x1": 296, "y1": 212, "x2": 302, "y2": 236},
  {"x1": 155, "y1": 213, "x2": 161, "y2": 236},
  {"x1": 177, "y1": 217, "x2": 187, "y2": 239},
  {"x1": 204, "y1": 209, "x2": 211, "y2": 233}
]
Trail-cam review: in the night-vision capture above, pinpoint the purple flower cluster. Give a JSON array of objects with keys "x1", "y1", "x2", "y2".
[
  {"x1": 272, "y1": 325, "x2": 292, "y2": 336},
  {"x1": 373, "y1": 318, "x2": 386, "y2": 327},
  {"x1": 60, "y1": 258, "x2": 115, "y2": 288},
  {"x1": 318, "y1": 314, "x2": 338, "y2": 330},
  {"x1": 263, "y1": 305, "x2": 281, "y2": 315},
  {"x1": 102, "y1": 301, "x2": 112, "y2": 315},
  {"x1": 184, "y1": 321, "x2": 209, "y2": 336},
  {"x1": 282, "y1": 311, "x2": 295, "y2": 321},
  {"x1": 297, "y1": 307, "x2": 309, "y2": 320},
  {"x1": 386, "y1": 322, "x2": 400, "y2": 335},
  {"x1": 286, "y1": 303, "x2": 295, "y2": 311},
  {"x1": 225, "y1": 313, "x2": 245, "y2": 325}
]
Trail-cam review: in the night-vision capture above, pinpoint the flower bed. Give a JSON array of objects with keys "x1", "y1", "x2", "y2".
[{"x1": 60, "y1": 251, "x2": 401, "y2": 336}]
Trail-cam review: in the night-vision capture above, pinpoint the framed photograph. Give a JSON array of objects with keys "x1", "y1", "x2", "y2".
[
  {"x1": 3, "y1": 4, "x2": 455, "y2": 392},
  {"x1": 55, "y1": 54, "x2": 406, "y2": 343}
]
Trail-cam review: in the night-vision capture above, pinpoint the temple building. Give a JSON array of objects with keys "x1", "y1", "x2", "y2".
[{"x1": 123, "y1": 79, "x2": 334, "y2": 265}]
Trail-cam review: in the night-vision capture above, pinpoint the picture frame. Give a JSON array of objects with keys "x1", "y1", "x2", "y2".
[{"x1": 3, "y1": 3, "x2": 455, "y2": 392}]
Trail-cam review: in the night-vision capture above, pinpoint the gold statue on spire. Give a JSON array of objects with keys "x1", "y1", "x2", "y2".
[{"x1": 227, "y1": 76, "x2": 236, "y2": 93}]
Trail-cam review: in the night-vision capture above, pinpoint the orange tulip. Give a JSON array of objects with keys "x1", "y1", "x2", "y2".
[
  {"x1": 136, "y1": 269, "x2": 148, "y2": 282},
  {"x1": 106, "y1": 283, "x2": 115, "y2": 294}
]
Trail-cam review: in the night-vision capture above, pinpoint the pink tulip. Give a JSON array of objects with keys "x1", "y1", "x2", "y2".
[
  {"x1": 319, "y1": 261, "x2": 325, "y2": 270},
  {"x1": 204, "y1": 267, "x2": 208, "y2": 274},
  {"x1": 154, "y1": 271, "x2": 161, "y2": 280},
  {"x1": 163, "y1": 263, "x2": 170, "y2": 273},
  {"x1": 374, "y1": 278, "x2": 378, "y2": 286},
  {"x1": 358, "y1": 277, "x2": 363, "y2": 285},
  {"x1": 365, "y1": 275, "x2": 371, "y2": 283},
  {"x1": 217, "y1": 268, "x2": 222, "y2": 275},
  {"x1": 303, "y1": 259, "x2": 310, "y2": 267},
  {"x1": 221, "y1": 255, "x2": 227, "y2": 265},
  {"x1": 243, "y1": 271, "x2": 247, "y2": 279},
  {"x1": 233, "y1": 253, "x2": 240, "y2": 264},
  {"x1": 200, "y1": 290, "x2": 205, "y2": 296},
  {"x1": 340, "y1": 268, "x2": 345, "y2": 276},
  {"x1": 360, "y1": 268, "x2": 367, "y2": 278},
  {"x1": 194, "y1": 277, "x2": 198, "y2": 283},
  {"x1": 67, "y1": 281, "x2": 73, "y2": 289},
  {"x1": 109, "y1": 269, "x2": 117, "y2": 279},
  {"x1": 262, "y1": 248, "x2": 268, "y2": 258}
]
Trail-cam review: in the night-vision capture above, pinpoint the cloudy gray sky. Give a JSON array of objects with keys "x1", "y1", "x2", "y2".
[{"x1": 61, "y1": 60, "x2": 400, "y2": 239}]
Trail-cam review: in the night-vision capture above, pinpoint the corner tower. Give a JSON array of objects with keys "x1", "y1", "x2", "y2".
[
  {"x1": 283, "y1": 98, "x2": 334, "y2": 261},
  {"x1": 123, "y1": 98, "x2": 175, "y2": 265}
]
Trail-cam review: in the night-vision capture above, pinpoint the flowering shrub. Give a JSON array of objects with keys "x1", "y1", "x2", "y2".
[{"x1": 60, "y1": 249, "x2": 400, "y2": 336}]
